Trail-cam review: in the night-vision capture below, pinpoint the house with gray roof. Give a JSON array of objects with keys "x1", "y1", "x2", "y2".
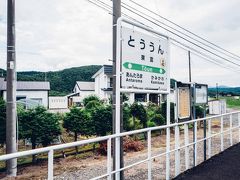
[
  {"x1": 72, "y1": 81, "x2": 95, "y2": 103},
  {"x1": 0, "y1": 79, "x2": 50, "y2": 108},
  {"x1": 91, "y1": 65, "x2": 113, "y2": 101},
  {"x1": 91, "y1": 65, "x2": 160, "y2": 104}
]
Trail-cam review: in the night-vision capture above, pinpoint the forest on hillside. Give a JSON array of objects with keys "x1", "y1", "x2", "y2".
[{"x1": 0, "y1": 65, "x2": 101, "y2": 96}]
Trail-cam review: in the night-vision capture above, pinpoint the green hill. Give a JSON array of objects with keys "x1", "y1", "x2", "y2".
[
  {"x1": 0, "y1": 65, "x2": 101, "y2": 96},
  {"x1": 208, "y1": 87, "x2": 240, "y2": 97}
]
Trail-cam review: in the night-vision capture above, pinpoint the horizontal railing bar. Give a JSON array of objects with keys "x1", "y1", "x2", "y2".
[
  {"x1": 110, "y1": 158, "x2": 149, "y2": 175},
  {"x1": 90, "y1": 173, "x2": 109, "y2": 180}
]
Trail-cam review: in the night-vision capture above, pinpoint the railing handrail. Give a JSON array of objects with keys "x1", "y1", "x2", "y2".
[{"x1": 0, "y1": 111, "x2": 239, "y2": 162}]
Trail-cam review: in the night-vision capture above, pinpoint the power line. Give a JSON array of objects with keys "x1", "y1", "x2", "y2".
[
  {"x1": 128, "y1": 0, "x2": 240, "y2": 60},
  {"x1": 122, "y1": 1, "x2": 240, "y2": 62},
  {"x1": 171, "y1": 38, "x2": 237, "y2": 68},
  {"x1": 90, "y1": 0, "x2": 240, "y2": 68},
  {"x1": 171, "y1": 41, "x2": 240, "y2": 74},
  {"x1": 119, "y1": 3, "x2": 240, "y2": 67},
  {"x1": 87, "y1": 0, "x2": 152, "y2": 29},
  {"x1": 87, "y1": 0, "x2": 240, "y2": 71}
]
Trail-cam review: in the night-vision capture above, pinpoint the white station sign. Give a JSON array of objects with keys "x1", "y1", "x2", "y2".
[
  {"x1": 195, "y1": 85, "x2": 208, "y2": 104},
  {"x1": 121, "y1": 27, "x2": 169, "y2": 91}
]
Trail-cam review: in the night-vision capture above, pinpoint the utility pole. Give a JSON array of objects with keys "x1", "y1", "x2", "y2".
[
  {"x1": 112, "y1": 0, "x2": 124, "y2": 179},
  {"x1": 188, "y1": 50, "x2": 196, "y2": 165},
  {"x1": 6, "y1": 0, "x2": 17, "y2": 176},
  {"x1": 45, "y1": 72, "x2": 47, "y2": 82},
  {"x1": 216, "y1": 83, "x2": 219, "y2": 99},
  {"x1": 188, "y1": 51, "x2": 191, "y2": 82}
]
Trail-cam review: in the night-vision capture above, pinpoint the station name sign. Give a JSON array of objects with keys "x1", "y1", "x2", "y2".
[{"x1": 121, "y1": 27, "x2": 169, "y2": 91}]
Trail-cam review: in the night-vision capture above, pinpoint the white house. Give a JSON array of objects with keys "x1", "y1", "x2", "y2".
[
  {"x1": 91, "y1": 65, "x2": 160, "y2": 104},
  {"x1": 0, "y1": 79, "x2": 50, "y2": 108},
  {"x1": 92, "y1": 65, "x2": 113, "y2": 101},
  {"x1": 72, "y1": 81, "x2": 95, "y2": 101}
]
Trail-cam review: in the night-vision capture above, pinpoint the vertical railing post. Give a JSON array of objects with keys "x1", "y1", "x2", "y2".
[
  {"x1": 147, "y1": 130, "x2": 152, "y2": 180},
  {"x1": 230, "y1": 114, "x2": 233, "y2": 146},
  {"x1": 165, "y1": 39, "x2": 171, "y2": 180},
  {"x1": 48, "y1": 149, "x2": 54, "y2": 180},
  {"x1": 208, "y1": 118, "x2": 212, "y2": 158},
  {"x1": 166, "y1": 94, "x2": 171, "y2": 180},
  {"x1": 184, "y1": 124, "x2": 189, "y2": 170},
  {"x1": 107, "y1": 138, "x2": 112, "y2": 180},
  {"x1": 194, "y1": 121, "x2": 197, "y2": 166},
  {"x1": 166, "y1": 127, "x2": 170, "y2": 180},
  {"x1": 175, "y1": 125, "x2": 180, "y2": 176},
  {"x1": 220, "y1": 116, "x2": 224, "y2": 151}
]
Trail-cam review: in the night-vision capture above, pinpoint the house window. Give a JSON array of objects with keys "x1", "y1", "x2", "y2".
[
  {"x1": 30, "y1": 98, "x2": 43, "y2": 105},
  {"x1": 108, "y1": 77, "x2": 113, "y2": 88},
  {"x1": 22, "y1": 98, "x2": 43, "y2": 109},
  {"x1": 135, "y1": 93, "x2": 147, "y2": 102},
  {"x1": 16, "y1": 96, "x2": 27, "y2": 109},
  {"x1": 16, "y1": 96, "x2": 26, "y2": 101}
]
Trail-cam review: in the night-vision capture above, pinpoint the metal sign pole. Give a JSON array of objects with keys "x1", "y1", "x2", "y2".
[
  {"x1": 203, "y1": 105, "x2": 207, "y2": 161},
  {"x1": 192, "y1": 84, "x2": 196, "y2": 166},
  {"x1": 113, "y1": 1, "x2": 122, "y2": 180},
  {"x1": 115, "y1": 12, "x2": 122, "y2": 180}
]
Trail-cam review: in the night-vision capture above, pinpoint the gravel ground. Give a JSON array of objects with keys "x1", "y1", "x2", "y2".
[{"x1": 55, "y1": 114, "x2": 240, "y2": 180}]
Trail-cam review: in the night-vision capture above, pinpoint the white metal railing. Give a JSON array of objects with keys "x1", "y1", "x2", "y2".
[{"x1": 0, "y1": 111, "x2": 240, "y2": 180}]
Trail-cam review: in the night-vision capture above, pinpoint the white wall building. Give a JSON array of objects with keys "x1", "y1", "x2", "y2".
[
  {"x1": 92, "y1": 65, "x2": 113, "y2": 102},
  {"x1": 49, "y1": 96, "x2": 68, "y2": 109},
  {"x1": 48, "y1": 96, "x2": 69, "y2": 113},
  {"x1": 73, "y1": 81, "x2": 95, "y2": 101},
  {"x1": 92, "y1": 65, "x2": 160, "y2": 104},
  {"x1": 208, "y1": 99, "x2": 227, "y2": 115},
  {"x1": 0, "y1": 80, "x2": 50, "y2": 108}
]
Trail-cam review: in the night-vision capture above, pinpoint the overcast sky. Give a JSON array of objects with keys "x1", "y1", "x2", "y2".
[{"x1": 0, "y1": 0, "x2": 240, "y2": 87}]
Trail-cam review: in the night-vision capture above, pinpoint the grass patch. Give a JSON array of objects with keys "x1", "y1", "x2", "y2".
[{"x1": 223, "y1": 97, "x2": 240, "y2": 108}]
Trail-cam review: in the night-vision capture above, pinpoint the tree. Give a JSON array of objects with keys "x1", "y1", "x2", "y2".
[
  {"x1": 0, "y1": 98, "x2": 6, "y2": 146},
  {"x1": 123, "y1": 103, "x2": 131, "y2": 131},
  {"x1": 196, "y1": 106, "x2": 205, "y2": 118},
  {"x1": 85, "y1": 100, "x2": 102, "y2": 111},
  {"x1": 92, "y1": 106, "x2": 112, "y2": 136},
  {"x1": 161, "y1": 102, "x2": 175, "y2": 124},
  {"x1": 83, "y1": 95, "x2": 101, "y2": 107},
  {"x1": 151, "y1": 114, "x2": 165, "y2": 126},
  {"x1": 146, "y1": 102, "x2": 158, "y2": 123},
  {"x1": 63, "y1": 107, "x2": 94, "y2": 152},
  {"x1": 18, "y1": 106, "x2": 61, "y2": 162},
  {"x1": 130, "y1": 102, "x2": 147, "y2": 130}
]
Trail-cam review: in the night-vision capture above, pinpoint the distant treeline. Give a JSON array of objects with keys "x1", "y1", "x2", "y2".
[
  {"x1": 0, "y1": 65, "x2": 101, "y2": 96},
  {"x1": 208, "y1": 87, "x2": 240, "y2": 97}
]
